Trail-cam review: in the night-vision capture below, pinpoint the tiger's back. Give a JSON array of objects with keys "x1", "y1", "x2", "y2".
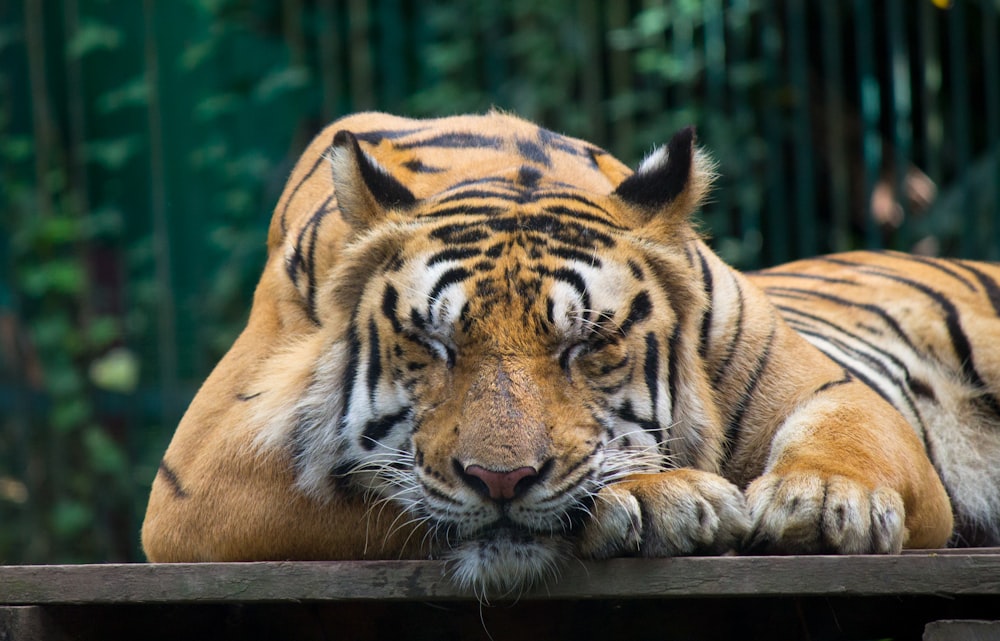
[{"x1": 751, "y1": 252, "x2": 1000, "y2": 545}]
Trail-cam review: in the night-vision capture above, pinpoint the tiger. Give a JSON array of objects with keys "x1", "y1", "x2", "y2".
[{"x1": 141, "y1": 111, "x2": 1000, "y2": 596}]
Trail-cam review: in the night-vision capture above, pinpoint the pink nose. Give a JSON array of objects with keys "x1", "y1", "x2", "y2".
[{"x1": 462, "y1": 465, "x2": 539, "y2": 500}]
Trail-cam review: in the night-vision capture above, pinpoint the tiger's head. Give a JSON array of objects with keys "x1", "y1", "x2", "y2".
[{"x1": 250, "y1": 113, "x2": 720, "y2": 595}]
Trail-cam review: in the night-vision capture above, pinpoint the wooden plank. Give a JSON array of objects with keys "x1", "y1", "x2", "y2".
[
  {"x1": 924, "y1": 620, "x2": 1000, "y2": 641},
  {"x1": 0, "y1": 606, "x2": 68, "y2": 641},
  {"x1": 1, "y1": 553, "x2": 999, "y2": 605}
]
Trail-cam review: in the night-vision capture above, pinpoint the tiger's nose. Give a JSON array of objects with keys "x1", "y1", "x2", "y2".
[{"x1": 460, "y1": 464, "x2": 539, "y2": 500}]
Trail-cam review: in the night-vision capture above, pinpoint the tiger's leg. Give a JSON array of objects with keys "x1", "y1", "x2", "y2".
[
  {"x1": 743, "y1": 384, "x2": 954, "y2": 554},
  {"x1": 576, "y1": 468, "x2": 750, "y2": 558}
]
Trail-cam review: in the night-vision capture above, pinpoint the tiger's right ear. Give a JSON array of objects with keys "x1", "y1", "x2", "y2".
[
  {"x1": 328, "y1": 130, "x2": 417, "y2": 229},
  {"x1": 612, "y1": 126, "x2": 714, "y2": 232}
]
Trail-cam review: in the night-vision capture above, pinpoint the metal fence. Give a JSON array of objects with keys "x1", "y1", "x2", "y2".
[{"x1": 1, "y1": 0, "x2": 998, "y2": 563}]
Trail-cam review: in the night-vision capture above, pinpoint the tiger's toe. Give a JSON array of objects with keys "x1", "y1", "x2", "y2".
[
  {"x1": 578, "y1": 469, "x2": 750, "y2": 559},
  {"x1": 744, "y1": 472, "x2": 905, "y2": 554}
]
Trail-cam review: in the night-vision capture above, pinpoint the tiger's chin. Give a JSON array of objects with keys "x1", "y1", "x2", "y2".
[{"x1": 443, "y1": 528, "x2": 571, "y2": 599}]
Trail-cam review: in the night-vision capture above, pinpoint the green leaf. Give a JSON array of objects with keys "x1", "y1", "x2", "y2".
[
  {"x1": 51, "y1": 398, "x2": 91, "y2": 433},
  {"x1": 97, "y1": 77, "x2": 149, "y2": 113},
  {"x1": 20, "y1": 260, "x2": 87, "y2": 297},
  {"x1": 67, "y1": 19, "x2": 123, "y2": 59},
  {"x1": 83, "y1": 426, "x2": 128, "y2": 476},
  {"x1": 51, "y1": 500, "x2": 92, "y2": 537},
  {"x1": 252, "y1": 66, "x2": 311, "y2": 102},
  {"x1": 89, "y1": 347, "x2": 140, "y2": 394},
  {"x1": 85, "y1": 137, "x2": 142, "y2": 169}
]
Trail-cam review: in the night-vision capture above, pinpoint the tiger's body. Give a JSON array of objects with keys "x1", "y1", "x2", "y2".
[{"x1": 142, "y1": 112, "x2": 999, "y2": 594}]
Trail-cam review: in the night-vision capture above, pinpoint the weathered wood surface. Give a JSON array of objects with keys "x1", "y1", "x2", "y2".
[
  {"x1": 923, "y1": 620, "x2": 1000, "y2": 641},
  {"x1": 1, "y1": 551, "x2": 999, "y2": 605}
]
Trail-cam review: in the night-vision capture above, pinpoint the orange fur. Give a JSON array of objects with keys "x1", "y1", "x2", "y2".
[{"x1": 144, "y1": 113, "x2": 997, "y2": 593}]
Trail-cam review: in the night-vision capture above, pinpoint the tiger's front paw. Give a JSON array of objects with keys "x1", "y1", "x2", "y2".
[
  {"x1": 744, "y1": 472, "x2": 905, "y2": 554},
  {"x1": 577, "y1": 469, "x2": 750, "y2": 559}
]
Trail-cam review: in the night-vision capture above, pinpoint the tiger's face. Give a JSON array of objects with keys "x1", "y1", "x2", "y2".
[{"x1": 281, "y1": 123, "x2": 715, "y2": 594}]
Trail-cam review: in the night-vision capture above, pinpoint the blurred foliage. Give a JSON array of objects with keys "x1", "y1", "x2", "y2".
[{"x1": 1, "y1": 0, "x2": 998, "y2": 563}]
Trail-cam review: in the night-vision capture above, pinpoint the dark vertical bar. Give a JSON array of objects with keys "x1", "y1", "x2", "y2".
[
  {"x1": 819, "y1": 0, "x2": 849, "y2": 252},
  {"x1": 482, "y1": 0, "x2": 507, "y2": 106},
  {"x1": 347, "y1": 0, "x2": 374, "y2": 110},
  {"x1": 918, "y1": 2, "x2": 944, "y2": 186},
  {"x1": 377, "y1": 0, "x2": 404, "y2": 108},
  {"x1": 985, "y1": 0, "x2": 1000, "y2": 260},
  {"x1": 854, "y1": 0, "x2": 882, "y2": 249},
  {"x1": 607, "y1": 0, "x2": 634, "y2": 159},
  {"x1": 946, "y1": 2, "x2": 972, "y2": 256},
  {"x1": 886, "y1": 0, "x2": 912, "y2": 250},
  {"x1": 761, "y1": 1, "x2": 790, "y2": 264},
  {"x1": 702, "y1": 0, "x2": 731, "y2": 250},
  {"x1": 727, "y1": 0, "x2": 761, "y2": 267},
  {"x1": 142, "y1": 0, "x2": 179, "y2": 431},
  {"x1": 578, "y1": 0, "x2": 606, "y2": 146},
  {"x1": 317, "y1": 0, "x2": 342, "y2": 121},
  {"x1": 786, "y1": 0, "x2": 816, "y2": 257}
]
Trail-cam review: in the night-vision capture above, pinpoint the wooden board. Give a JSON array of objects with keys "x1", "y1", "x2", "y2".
[{"x1": 2, "y1": 551, "x2": 999, "y2": 605}]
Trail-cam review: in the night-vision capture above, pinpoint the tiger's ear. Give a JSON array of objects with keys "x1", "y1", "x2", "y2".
[
  {"x1": 612, "y1": 126, "x2": 714, "y2": 228},
  {"x1": 329, "y1": 130, "x2": 417, "y2": 229}
]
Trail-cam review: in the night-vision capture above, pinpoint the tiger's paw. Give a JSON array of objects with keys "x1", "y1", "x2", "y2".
[
  {"x1": 577, "y1": 469, "x2": 750, "y2": 559},
  {"x1": 744, "y1": 472, "x2": 906, "y2": 554}
]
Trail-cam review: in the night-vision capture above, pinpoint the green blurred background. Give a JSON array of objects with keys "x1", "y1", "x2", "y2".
[{"x1": 1, "y1": 0, "x2": 997, "y2": 564}]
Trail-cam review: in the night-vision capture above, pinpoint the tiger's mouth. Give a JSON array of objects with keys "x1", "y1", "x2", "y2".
[{"x1": 442, "y1": 526, "x2": 571, "y2": 597}]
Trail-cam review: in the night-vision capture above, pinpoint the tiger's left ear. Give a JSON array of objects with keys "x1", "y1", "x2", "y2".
[
  {"x1": 612, "y1": 126, "x2": 714, "y2": 229},
  {"x1": 328, "y1": 130, "x2": 417, "y2": 229}
]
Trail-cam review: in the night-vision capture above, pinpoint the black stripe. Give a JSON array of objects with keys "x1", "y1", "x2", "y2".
[
  {"x1": 536, "y1": 191, "x2": 611, "y2": 215},
  {"x1": 517, "y1": 137, "x2": 552, "y2": 166},
  {"x1": 339, "y1": 324, "x2": 362, "y2": 428},
  {"x1": 613, "y1": 400, "x2": 662, "y2": 442},
  {"x1": 158, "y1": 461, "x2": 188, "y2": 500},
  {"x1": 763, "y1": 286, "x2": 920, "y2": 353},
  {"x1": 665, "y1": 325, "x2": 682, "y2": 428},
  {"x1": 958, "y1": 260, "x2": 1000, "y2": 317},
  {"x1": 542, "y1": 205, "x2": 626, "y2": 231},
  {"x1": 775, "y1": 304, "x2": 912, "y2": 374},
  {"x1": 750, "y1": 271, "x2": 859, "y2": 286},
  {"x1": 721, "y1": 324, "x2": 776, "y2": 467},
  {"x1": 883, "y1": 252, "x2": 977, "y2": 292},
  {"x1": 859, "y1": 270, "x2": 1000, "y2": 416},
  {"x1": 785, "y1": 320, "x2": 927, "y2": 435},
  {"x1": 422, "y1": 204, "x2": 503, "y2": 219},
  {"x1": 366, "y1": 316, "x2": 382, "y2": 402},
  {"x1": 353, "y1": 127, "x2": 428, "y2": 146},
  {"x1": 619, "y1": 291, "x2": 652, "y2": 336},
  {"x1": 427, "y1": 247, "x2": 482, "y2": 266},
  {"x1": 346, "y1": 135, "x2": 417, "y2": 209},
  {"x1": 279, "y1": 153, "x2": 328, "y2": 235},
  {"x1": 394, "y1": 132, "x2": 502, "y2": 150},
  {"x1": 815, "y1": 370, "x2": 853, "y2": 393},
  {"x1": 547, "y1": 267, "x2": 591, "y2": 313},
  {"x1": 711, "y1": 276, "x2": 746, "y2": 386},
  {"x1": 696, "y1": 248, "x2": 714, "y2": 359},
  {"x1": 435, "y1": 189, "x2": 518, "y2": 205},
  {"x1": 402, "y1": 158, "x2": 446, "y2": 173},
  {"x1": 381, "y1": 285, "x2": 403, "y2": 334},
  {"x1": 518, "y1": 165, "x2": 544, "y2": 186},
  {"x1": 236, "y1": 392, "x2": 262, "y2": 401},
  {"x1": 627, "y1": 259, "x2": 645, "y2": 281},
  {"x1": 361, "y1": 407, "x2": 412, "y2": 450},
  {"x1": 429, "y1": 223, "x2": 490, "y2": 245},
  {"x1": 644, "y1": 332, "x2": 660, "y2": 422},
  {"x1": 428, "y1": 267, "x2": 472, "y2": 303},
  {"x1": 548, "y1": 245, "x2": 602, "y2": 266}
]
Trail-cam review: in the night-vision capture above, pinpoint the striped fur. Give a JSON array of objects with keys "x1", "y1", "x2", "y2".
[{"x1": 143, "y1": 112, "x2": 993, "y2": 597}]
